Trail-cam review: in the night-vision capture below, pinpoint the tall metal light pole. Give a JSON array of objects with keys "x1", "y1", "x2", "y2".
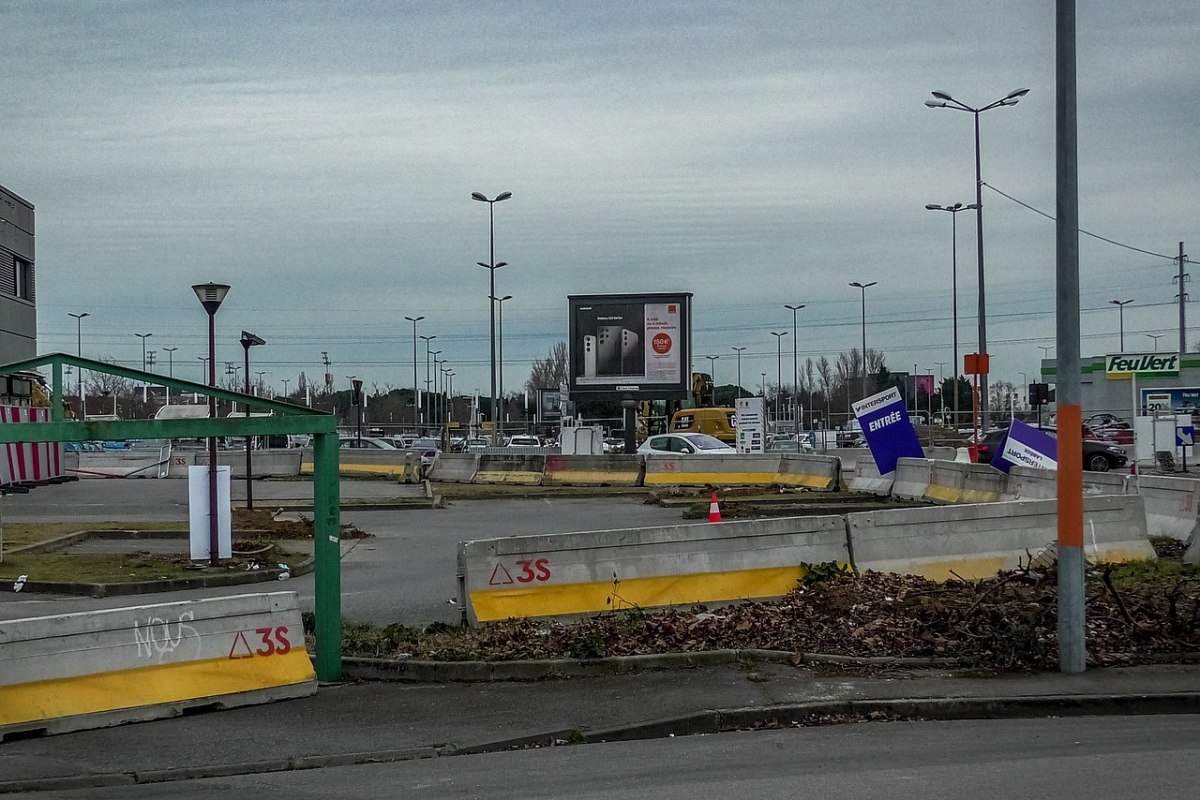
[
  {"x1": 1109, "y1": 299, "x2": 1133, "y2": 351},
  {"x1": 282, "y1": 378, "x2": 291, "y2": 399},
  {"x1": 240, "y1": 331, "x2": 266, "y2": 509},
  {"x1": 784, "y1": 304, "x2": 805, "y2": 428},
  {"x1": 431, "y1": 352, "x2": 443, "y2": 437},
  {"x1": 351, "y1": 378, "x2": 363, "y2": 446},
  {"x1": 731, "y1": 346, "x2": 746, "y2": 399},
  {"x1": 162, "y1": 346, "x2": 178, "y2": 406},
  {"x1": 849, "y1": 281, "x2": 877, "y2": 399},
  {"x1": 925, "y1": 202, "x2": 978, "y2": 430},
  {"x1": 404, "y1": 315, "x2": 424, "y2": 429},
  {"x1": 445, "y1": 371, "x2": 455, "y2": 431},
  {"x1": 135, "y1": 332, "x2": 152, "y2": 405},
  {"x1": 770, "y1": 331, "x2": 787, "y2": 425},
  {"x1": 420, "y1": 334, "x2": 436, "y2": 427},
  {"x1": 192, "y1": 282, "x2": 231, "y2": 567},
  {"x1": 68, "y1": 312, "x2": 89, "y2": 417},
  {"x1": 491, "y1": 295, "x2": 512, "y2": 430},
  {"x1": 760, "y1": 373, "x2": 767, "y2": 400},
  {"x1": 1147, "y1": 333, "x2": 1164, "y2": 351},
  {"x1": 472, "y1": 190, "x2": 512, "y2": 444},
  {"x1": 926, "y1": 87, "x2": 1029, "y2": 431}
]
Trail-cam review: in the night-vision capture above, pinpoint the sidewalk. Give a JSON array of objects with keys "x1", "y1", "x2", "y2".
[{"x1": 3, "y1": 661, "x2": 1199, "y2": 794}]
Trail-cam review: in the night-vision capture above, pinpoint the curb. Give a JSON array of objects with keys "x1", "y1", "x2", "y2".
[
  {"x1": 0, "y1": 557, "x2": 314, "y2": 598},
  {"x1": 342, "y1": 650, "x2": 965, "y2": 683},
  {"x1": 4, "y1": 690, "x2": 1199, "y2": 795}
]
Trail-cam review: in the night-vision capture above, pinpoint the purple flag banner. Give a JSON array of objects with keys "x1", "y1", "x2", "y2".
[
  {"x1": 991, "y1": 419, "x2": 1058, "y2": 473},
  {"x1": 852, "y1": 387, "x2": 924, "y2": 474}
]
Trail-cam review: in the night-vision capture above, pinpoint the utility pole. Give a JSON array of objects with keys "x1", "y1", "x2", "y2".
[{"x1": 1176, "y1": 242, "x2": 1189, "y2": 353}]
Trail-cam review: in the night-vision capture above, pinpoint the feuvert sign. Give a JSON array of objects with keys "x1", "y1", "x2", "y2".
[{"x1": 1105, "y1": 352, "x2": 1180, "y2": 379}]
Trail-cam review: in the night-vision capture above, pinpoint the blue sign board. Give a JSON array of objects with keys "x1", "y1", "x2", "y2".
[
  {"x1": 852, "y1": 387, "x2": 924, "y2": 474},
  {"x1": 990, "y1": 420, "x2": 1058, "y2": 473},
  {"x1": 1177, "y1": 425, "x2": 1195, "y2": 447}
]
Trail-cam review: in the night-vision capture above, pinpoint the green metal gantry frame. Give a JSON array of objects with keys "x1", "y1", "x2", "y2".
[{"x1": 0, "y1": 353, "x2": 344, "y2": 681}]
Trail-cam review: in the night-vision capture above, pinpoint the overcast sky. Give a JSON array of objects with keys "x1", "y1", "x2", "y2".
[{"x1": 5, "y1": 0, "x2": 1198, "y2": 403}]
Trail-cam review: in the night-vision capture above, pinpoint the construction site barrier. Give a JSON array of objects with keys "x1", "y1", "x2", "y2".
[
  {"x1": 846, "y1": 494, "x2": 1154, "y2": 581},
  {"x1": 458, "y1": 516, "x2": 850, "y2": 624},
  {"x1": 0, "y1": 592, "x2": 316, "y2": 739},
  {"x1": 891, "y1": 458, "x2": 933, "y2": 501},
  {"x1": 542, "y1": 454, "x2": 643, "y2": 486},
  {"x1": 473, "y1": 453, "x2": 546, "y2": 485},
  {"x1": 848, "y1": 458, "x2": 893, "y2": 496},
  {"x1": 428, "y1": 454, "x2": 480, "y2": 483},
  {"x1": 1, "y1": 406, "x2": 64, "y2": 487},
  {"x1": 1082, "y1": 471, "x2": 1131, "y2": 496},
  {"x1": 69, "y1": 447, "x2": 172, "y2": 479},
  {"x1": 1133, "y1": 474, "x2": 1200, "y2": 541},
  {"x1": 776, "y1": 453, "x2": 840, "y2": 491},
  {"x1": 1004, "y1": 465, "x2": 1057, "y2": 501},
  {"x1": 921, "y1": 461, "x2": 1007, "y2": 504}
]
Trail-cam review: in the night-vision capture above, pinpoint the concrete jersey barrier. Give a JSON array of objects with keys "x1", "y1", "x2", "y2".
[
  {"x1": 777, "y1": 453, "x2": 840, "y2": 491},
  {"x1": 0, "y1": 591, "x2": 315, "y2": 739},
  {"x1": 428, "y1": 453, "x2": 480, "y2": 483},
  {"x1": 1133, "y1": 474, "x2": 1200, "y2": 541},
  {"x1": 891, "y1": 458, "x2": 933, "y2": 501},
  {"x1": 473, "y1": 453, "x2": 546, "y2": 485},
  {"x1": 847, "y1": 494, "x2": 1154, "y2": 581},
  {"x1": 458, "y1": 516, "x2": 850, "y2": 624},
  {"x1": 194, "y1": 449, "x2": 303, "y2": 478},
  {"x1": 542, "y1": 455, "x2": 643, "y2": 486},
  {"x1": 848, "y1": 458, "x2": 893, "y2": 496},
  {"x1": 642, "y1": 454, "x2": 784, "y2": 487}
]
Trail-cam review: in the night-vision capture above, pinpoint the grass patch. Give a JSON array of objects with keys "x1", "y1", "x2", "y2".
[
  {"x1": 0, "y1": 521, "x2": 189, "y2": 550},
  {"x1": 0, "y1": 542, "x2": 300, "y2": 584}
]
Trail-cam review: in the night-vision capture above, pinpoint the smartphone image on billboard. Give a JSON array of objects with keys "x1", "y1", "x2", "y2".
[
  {"x1": 583, "y1": 335, "x2": 597, "y2": 378},
  {"x1": 620, "y1": 329, "x2": 640, "y2": 375},
  {"x1": 596, "y1": 325, "x2": 622, "y2": 375}
]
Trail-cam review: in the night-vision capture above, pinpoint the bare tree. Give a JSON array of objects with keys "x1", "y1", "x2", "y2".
[
  {"x1": 816, "y1": 356, "x2": 834, "y2": 396},
  {"x1": 83, "y1": 356, "x2": 135, "y2": 400},
  {"x1": 527, "y1": 341, "x2": 568, "y2": 392}
]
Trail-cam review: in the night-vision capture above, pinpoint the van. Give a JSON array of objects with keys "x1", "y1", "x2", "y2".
[{"x1": 669, "y1": 407, "x2": 737, "y2": 444}]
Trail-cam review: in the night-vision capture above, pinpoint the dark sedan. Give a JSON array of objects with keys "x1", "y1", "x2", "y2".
[{"x1": 975, "y1": 426, "x2": 1127, "y2": 472}]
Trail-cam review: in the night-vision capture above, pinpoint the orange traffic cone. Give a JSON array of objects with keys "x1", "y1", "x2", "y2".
[{"x1": 708, "y1": 491, "x2": 722, "y2": 523}]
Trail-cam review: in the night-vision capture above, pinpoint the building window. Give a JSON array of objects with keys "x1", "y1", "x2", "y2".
[{"x1": 14, "y1": 257, "x2": 32, "y2": 300}]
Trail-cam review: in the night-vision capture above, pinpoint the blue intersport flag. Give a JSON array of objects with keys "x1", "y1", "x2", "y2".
[
  {"x1": 852, "y1": 387, "x2": 924, "y2": 474},
  {"x1": 991, "y1": 419, "x2": 1058, "y2": 473}
]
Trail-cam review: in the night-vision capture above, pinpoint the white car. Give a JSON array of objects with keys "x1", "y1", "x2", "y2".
[
  {"x1": 337, "y1": 436, "x2": 397, "y2": 450},
  {"x1": 506, "y1": 435, "x2": 542, "y2": 448},
  {"x1": 637, "y1": 433, "x2": 736, "y2": 456}
]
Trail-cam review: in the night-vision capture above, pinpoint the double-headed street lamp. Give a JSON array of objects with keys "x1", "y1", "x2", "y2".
[
  {"x1": 849, "y1": 281, "x2": 877, "y2": 399},
  {"x1": 784, "y1": 303, "x2": 805, "y2": 428},
  {"x1": 491, "y1": 295, "x2": 512, "y2": 428},
  {"x1": 192, "y1": 282, "x2": 231, "y2": 567},
  {"x1": 420, "y1": 334, "x2": 437, "y2": 427},
  {"x1": 705, "y1": 354, "x2": 720, "y2": 390},
  {"x1": 240, "y1": 331, "x2": 266, "y2": 509},
  {"x1": 404, "y1": 315, "x2": 424, "y2": 428},
  {"x1": 731, "y1": 347, "x2": 746, "y2": 399},
  {"x1": 1109, "y1": 299, "x2": 1133, "y2": 351},
  {"x1": 925, "y1": 202, "x2": 978, "y2": 429},
  {"x1": 135, "y1": 332, "x2": 152, "y2": 404},
  {"x1": 926, "y1": 87, "x2": 1029, "y2": 431},
  {"x1": 770, "y1": 331, "x2": 787, "y2": 424},
  {"x1": 1147, "y1": 333, "x2": 1164, "y2": 351},
  {"x1": 162, "y1": 346, "x2": 178, "y2": 406},
  {"x1": 472, "y1": 190, "x2": 512, "y2": 444},
  {"x1": 68, "y1": 312, "x2": 89, "y2": 416}
]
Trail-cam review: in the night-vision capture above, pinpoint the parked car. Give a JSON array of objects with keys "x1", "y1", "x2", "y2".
[
  {"x1": 975, "y1": 426, "x2": 1127, "y2": 472},
  {"x1": 1084, "y1": 413, "x2": 1135, "y2": 445},
  {"x1": 409, "y1": 436, "x2": 442, "y2": 468},
  {"x1": 766, "y1": 434, "x2": 814, "y2": 453},
  {"x1": 337, "y1": 436, "x2": 397, "y2": 450},
  {"x1": 506, "y1": 435, "x2": 541, "y2": 448},
  {"x1": 637, "y1": 433, "x2": 736, "y2": 456},
  {"x1": 463, "y1": 437, "x2": 490, "y2": 453}
]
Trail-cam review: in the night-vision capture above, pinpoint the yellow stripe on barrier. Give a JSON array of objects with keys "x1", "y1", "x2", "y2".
[
  {"x1": 776, "y1": 473, "x2": 836, "y2": 490},
  {"x1": 0, "y1": 650, "x2": 314, "y2": 727},
  {"x1": 959, "y1": 489, "x2": 1003, "y2": 504},
  {"x1": 544, "y1": 470, "x2": 640, "y2": 486},
  {"x1": 468, "y1": 565, "x2": 828, "y2": 622},
  {"x1": 924, "y1": 485, "x2": 961, "y2": 504},
  {"x1": 474, "y1": 471, "x2": 542, "y2": 485},
  {"x1": 302, "y1": 463, "x2": 410, "y2": 476},
  {"x1": 644, "y1": 471, "x2": 782, "y2": 486}
]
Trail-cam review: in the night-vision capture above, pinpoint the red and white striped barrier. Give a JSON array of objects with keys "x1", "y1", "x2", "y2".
[{"x1": 0, "y1": 406, "x2": 64, "y2": 487}]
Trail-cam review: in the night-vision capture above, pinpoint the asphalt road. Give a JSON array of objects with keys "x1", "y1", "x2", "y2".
[
  {"x1": 0, "y1": 480, "x2": 683, "y2": 625},
  {"x1": 38, "y1": 714, "x2": 1200, "y2": 799}
]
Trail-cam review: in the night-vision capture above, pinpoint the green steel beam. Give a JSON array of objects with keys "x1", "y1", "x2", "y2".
[
  {"x1": 1, "y1": 353, "x2": 324, "y2": 416},
  {"x1": 0, "y1": 416, "x2": 336, "y2": 444}
]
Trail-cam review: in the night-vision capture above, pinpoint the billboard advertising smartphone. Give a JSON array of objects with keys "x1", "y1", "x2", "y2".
[{"x1": 568, "y1": 293, "x2": 692, "y2": 401}]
